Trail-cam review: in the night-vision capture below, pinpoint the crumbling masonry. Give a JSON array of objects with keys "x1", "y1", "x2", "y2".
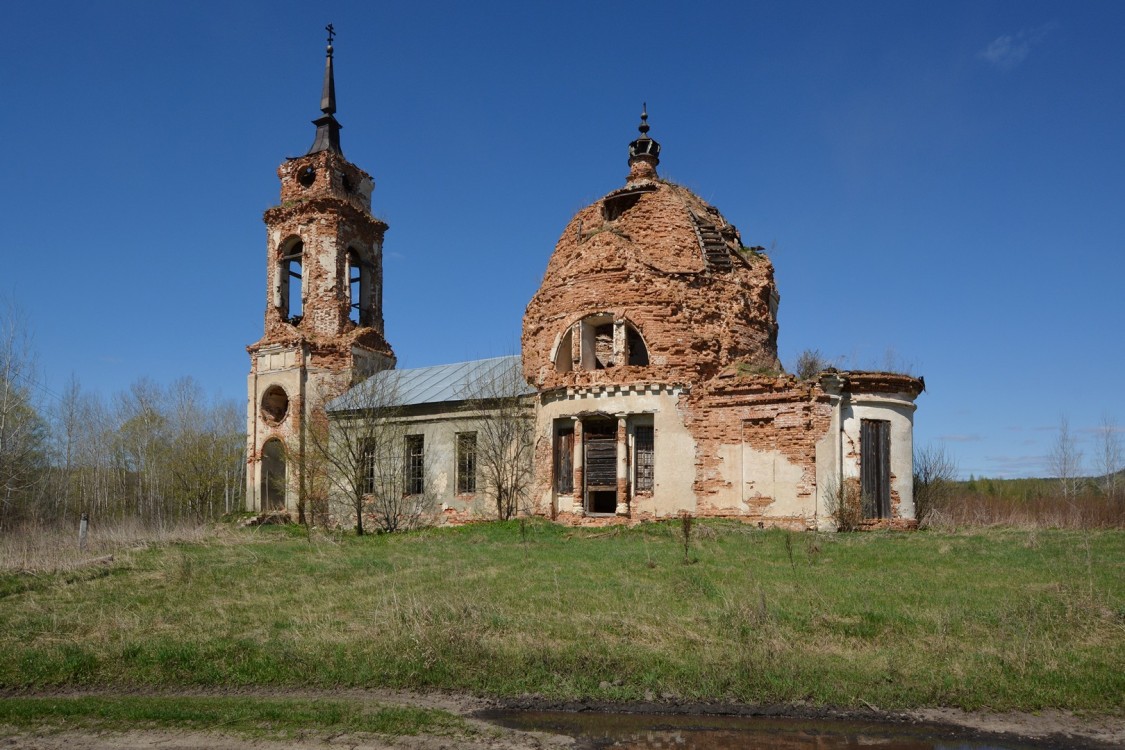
[{"x1": 246, "y1": 41, "x2": 924, "y2": 530}]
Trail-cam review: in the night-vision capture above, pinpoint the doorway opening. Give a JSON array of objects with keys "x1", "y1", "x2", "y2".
[{"x1": 583, "y1": 419, "x2": 617, "y2": 515}]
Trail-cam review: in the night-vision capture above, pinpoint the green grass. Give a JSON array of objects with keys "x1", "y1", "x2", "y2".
[
  {"x1": 0, "y1": 695, "x2": 470, "y2": 739},
  {"x1": 0, "y1": 521, "x2": 1122, "y2": 714}
]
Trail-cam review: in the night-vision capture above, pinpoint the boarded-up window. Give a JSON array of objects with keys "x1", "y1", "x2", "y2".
[
  {"x1": 860, "y1": 419, "x2": 891, "y2": 518},
  {"x1": 404, "y1": 435, "x2": 425, "y2": 496},
  {"x1": 585, "y1": 437, "x2": 616, "y2": 488},
  {"x1": 634, "y1": 425, "x2": 654, "y2": 492},
  {"x1": 555, "y1": 427, "x2": 574, "y2": 494},
  {"x1": 456, "y1": 432, "x2": 476, "y2": 494}
]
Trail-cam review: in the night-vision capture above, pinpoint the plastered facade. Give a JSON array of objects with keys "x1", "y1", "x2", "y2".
[
  {"x1": 248, "y1": 49, "x2": 923, "y2": 529},
  {"x1": 520, "y1": 125, "x2": 924, "y2": 529}
]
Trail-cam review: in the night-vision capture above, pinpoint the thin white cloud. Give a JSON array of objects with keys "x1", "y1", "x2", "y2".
[
  {"x1": 979, "y1": 23, "x2": 1057, "y2": 70},
  {"x1": 937, "y1": 433, "x2": 982, "y2": 443}
]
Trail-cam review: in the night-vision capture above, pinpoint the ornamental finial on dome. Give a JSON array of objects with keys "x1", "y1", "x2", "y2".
[{"x1": 628, "y1": 103, "x2": 660, "y2": 181}]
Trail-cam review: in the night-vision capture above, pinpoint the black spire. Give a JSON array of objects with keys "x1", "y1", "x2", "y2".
[
  {"x1": 628, "y1": 104, "x2": 660, "y2": 163},
  {"x1": 307, "y1": 24, "x2": 342, "y2": 155}
]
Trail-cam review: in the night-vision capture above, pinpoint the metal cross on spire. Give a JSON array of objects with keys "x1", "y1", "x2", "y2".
[{"x1": 308, "y1": 24, "x2": 342, "y2": 155}]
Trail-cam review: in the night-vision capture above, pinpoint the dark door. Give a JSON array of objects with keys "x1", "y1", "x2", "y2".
[{"x1": 860, "y1": 419, "x2": 891, "y2": 518}]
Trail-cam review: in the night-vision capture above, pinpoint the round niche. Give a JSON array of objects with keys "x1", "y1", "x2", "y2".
[{"x1": 260, "y1": 385, "x2": 290, "y2": 425}]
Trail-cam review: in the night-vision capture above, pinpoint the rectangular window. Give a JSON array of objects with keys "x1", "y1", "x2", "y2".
[
  {"x1": 634, "y1": 425, "x2": 654, "y2": 492},
  {"x1": 362, "y1": 439, "x2": 376, "y2": 495},
  {"x1": 860, "y1": 419, "x2": 891, "y2": 518},
  {"x1": 404, "y1": 434, "x2": 425, "y2": 496},
  {"x1": 456, "y1": 432, "x2": 476, "y2": 494},
  {"x1": 555, "y1": 427, "x2": 574, "y2": 494}
]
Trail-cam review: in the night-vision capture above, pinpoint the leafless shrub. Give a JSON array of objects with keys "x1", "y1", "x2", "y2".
[
  {"x1": 460, "y1": 357, "x2": 535, "y2": 521},
  {"x1": 309, "y1": 373, "x2": 436, "y2": 535},
  {"x1": 793, "y1": 349, "x2": 833, "y2": 380},
  {"x1": 918, "y1": 507, "x2": 956, "y2": 532},
  {"x1": 823, "y1": 476, "x2": 863, "y2": 531},
  {"x1": 680, "y1": 511, "x2": 694, "y2": 564},
  {"x1": 914, "y1": 442, "x2": 957, "y2": 521}
]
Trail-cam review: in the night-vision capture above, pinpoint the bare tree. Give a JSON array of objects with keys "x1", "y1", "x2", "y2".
[
  {"x1": 913, "y1": 442, "x2": 957, "y2": 520},
  {"x1": 1095, "y1": 412, "x2": 1122, "y2": 501},
  {"x1": 0, "y1": 301, "x2": 47, "y2": 529},
  {"x1": 461, "y1": 357, "x2": 535, "y2": 520},
  {"x1": 1048, "y1": 415, "x2": 1084, "y2": 500},
  {"x1": 309, "y1": 372, "x2": 435, "y2": 534}
]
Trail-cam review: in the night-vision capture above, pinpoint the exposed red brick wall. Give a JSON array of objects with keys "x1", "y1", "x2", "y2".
[
  {"x1": 523, "y1": 179, "x2": 780, "y2": 391},
  {"x1": 683, "y1": 374, "x2": 834, "y2": 512}
]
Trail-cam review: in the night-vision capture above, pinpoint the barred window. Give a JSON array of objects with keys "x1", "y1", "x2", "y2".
[
  {"x1": 362, "y1": 439, "x2": 376, "y2": 494},
  {"x1": 456, "y1": 432, "x2": 477, "y2": 494},
  {"x1": 404, "y1": 435, "x2": 424, "y2": 495},
  {"x1": 634, "y1": 425, "x2": 654, "y2": 492}
]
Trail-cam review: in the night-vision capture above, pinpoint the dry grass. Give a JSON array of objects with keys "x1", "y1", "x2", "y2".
[
  {"x1": 0, "y1": 519, "x2": 219, "y2": 574},
  {"x1": 925, "y1": 492, "x2": 1124, "y2": 530}
]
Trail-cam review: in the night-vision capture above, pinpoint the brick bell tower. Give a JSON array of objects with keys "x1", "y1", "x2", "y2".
[{"x1": 246, "y1": 26, "x2": 394, "y2": 514}]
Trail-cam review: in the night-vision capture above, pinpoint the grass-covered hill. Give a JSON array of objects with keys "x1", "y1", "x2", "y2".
[{"x1": 2, "y1": 520, "x2": 1121, "y2": 715}]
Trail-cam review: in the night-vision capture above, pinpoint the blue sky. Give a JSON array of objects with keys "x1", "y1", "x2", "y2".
[{"x1": 2, "y1": 1, "x2": 1122, "y2": 479}]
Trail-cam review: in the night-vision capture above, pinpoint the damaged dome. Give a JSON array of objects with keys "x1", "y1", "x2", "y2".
[{"x1": 523, "y1": 109, "x2": 781, "y2": 391}]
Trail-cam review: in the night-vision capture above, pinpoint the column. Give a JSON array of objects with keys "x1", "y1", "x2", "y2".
[
  {"x1": 572, "y1": 417, "x2": 584, "y2": 515},
  {"x1": 615, "y1": 414, "x2": 629, "y2": 516}
]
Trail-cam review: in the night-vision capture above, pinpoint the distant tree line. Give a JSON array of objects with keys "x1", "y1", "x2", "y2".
[
  {"x1": 0, "y1": 302, "x2": 244, "y2": 531},
  {"x1": 914, "y1": 415, "x2": 1124, "y2": 529}
]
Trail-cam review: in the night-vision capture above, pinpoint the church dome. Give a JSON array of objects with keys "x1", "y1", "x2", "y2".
[{"x1": 523, "y1": 110, "x2": 781, "y2": 391}]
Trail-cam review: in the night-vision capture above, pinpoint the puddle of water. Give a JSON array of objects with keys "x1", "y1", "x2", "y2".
[{"x1": 479, "y1": 709, "x2": 1048, "y2": 749}]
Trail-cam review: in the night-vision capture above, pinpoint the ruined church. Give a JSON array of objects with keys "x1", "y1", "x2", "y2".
[{"x1": 245, "y1": 36, "x2": 924, "y2": 530}]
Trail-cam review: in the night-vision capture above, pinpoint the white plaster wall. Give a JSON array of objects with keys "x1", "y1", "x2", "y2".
[
  {"x1": 535, "y1": 388, "x2": 696, "y2": 518},
  {"x1": 246, "y1": 357, "x2": 304, "y2": 512},
  {"x1": 725, "y1": 443, "x2": 806, "y2": 517},
  {"x1": 838, "y1": 395, "x2": 917, "y2": 519}
]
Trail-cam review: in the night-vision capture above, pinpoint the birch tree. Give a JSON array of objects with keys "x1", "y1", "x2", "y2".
[
  {"x1": 1095, "y1": 412, "x2": 1122, "y2": 500},
  {"x1": 1048, "y1": 415, "x2": 1083, "y2": 500}
]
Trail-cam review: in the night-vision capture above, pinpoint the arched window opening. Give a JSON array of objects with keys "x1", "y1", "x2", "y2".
[
  {"x1": 260, "y1": 439, "x2": 287, "y2": 511},
  {"x1": 573, "y1": 314, "x2": 649, "y2": 370},
  {"x1": 346, "y1": 248, "x2": 372, "y2": 326},
  {"x1": 626, "y1": 324, "x2": 649, "y2": 366},
  {"x1": 554, "y1": 328, "x2": 574, "y2": 373},
  {"x1": 579, "y1": 314, "x2": 614, "y2": 370},
  {"x1": 278, "y1": 240, "x2": 304, "y2": 323},
  {"x1": 348, "y1": 250, "x2": 362, "y2": 325}
]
